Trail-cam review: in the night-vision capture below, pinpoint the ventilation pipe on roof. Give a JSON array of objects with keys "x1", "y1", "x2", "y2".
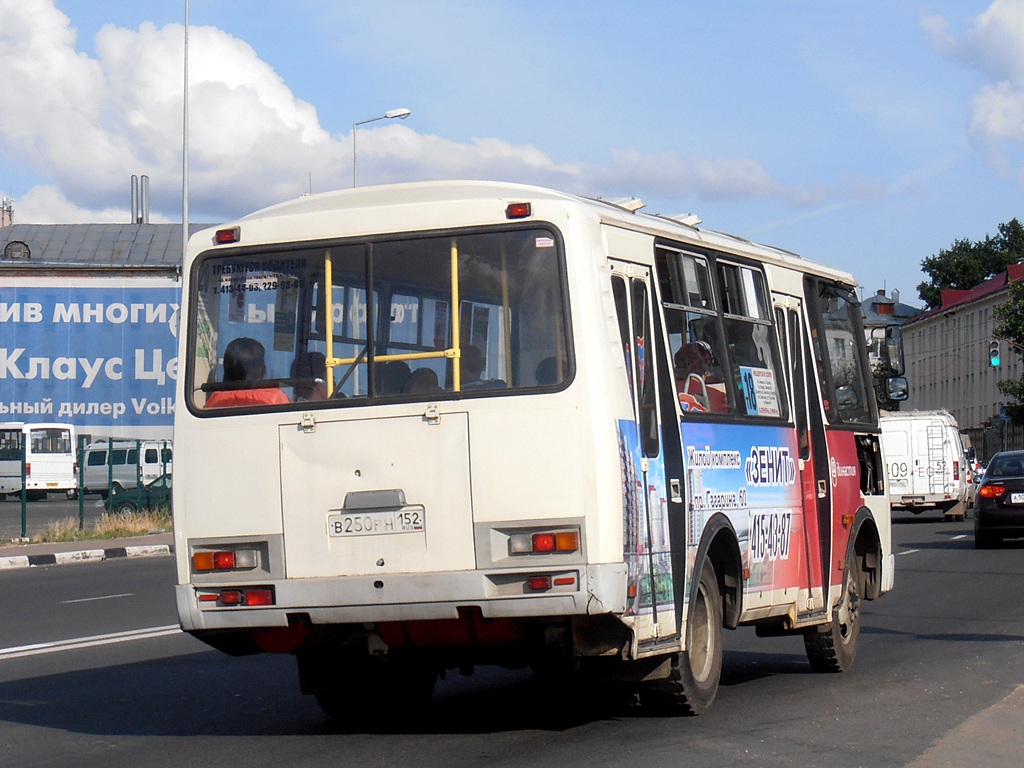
[
  {"x1": 141, "y1": 175, "x2": 150, "y2": 224},
  {"x1": 131, "y1": 175, "x2": 138, "y2": 223},
  {"x1": 130, "y1": 175, "x2": 151, "y2": 224}
]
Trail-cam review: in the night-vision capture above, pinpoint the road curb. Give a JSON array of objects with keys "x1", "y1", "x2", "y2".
[{"x1": 0, "y1": 543, "x2": 173, "y2": 570}]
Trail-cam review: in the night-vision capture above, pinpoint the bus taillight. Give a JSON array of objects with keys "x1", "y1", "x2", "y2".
[
  {"x1": 509, "y1": 529, "x2": 579, "y2": 555},
  {"x1": 197, "y1": 587, "x2": 274, "y2": 607},
  {"x1": 192, "y1": 548, "x2": 259, "y2": 573}
]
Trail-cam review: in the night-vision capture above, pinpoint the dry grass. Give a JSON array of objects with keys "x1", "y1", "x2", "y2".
[{"x1": 31, "y1": 507, "x2": 172, "y2": 543}]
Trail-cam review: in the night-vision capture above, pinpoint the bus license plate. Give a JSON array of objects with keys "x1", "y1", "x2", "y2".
[
  {"x1": 1011, "y1": 493, "x2": 1024, "y2": 504},
  {"x1": 328, "y1": 508, "x2": 424, "y2": 537}
]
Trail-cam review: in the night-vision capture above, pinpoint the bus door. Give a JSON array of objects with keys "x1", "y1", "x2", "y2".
[
  {"x1": 790, "y1": 301, "x2": 831, "y2": 618},
  {"x1": 778, "y1": 299, "x2": 829, "y2": 619},
  {"x1": 610, "y1": 262, "x2": 682, "y2": 646}
]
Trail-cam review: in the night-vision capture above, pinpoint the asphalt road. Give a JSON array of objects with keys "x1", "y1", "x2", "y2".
[{"x1": 1, "y1": 512, "x2": 1023, "y2": 768}]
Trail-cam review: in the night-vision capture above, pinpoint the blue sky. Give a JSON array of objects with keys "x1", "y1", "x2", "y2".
[{"x1": 1, "y1": 1, "x2": 1022, "y2": 306}]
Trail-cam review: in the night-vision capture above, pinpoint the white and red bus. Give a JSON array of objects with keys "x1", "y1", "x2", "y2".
[{"x1": 173, "y1": 181, "x2": 906, "y2": 717}]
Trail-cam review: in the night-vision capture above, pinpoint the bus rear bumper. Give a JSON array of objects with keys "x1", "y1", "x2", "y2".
[{"x1": 176, "y1": 562, "x2": 629, "y2": 633}]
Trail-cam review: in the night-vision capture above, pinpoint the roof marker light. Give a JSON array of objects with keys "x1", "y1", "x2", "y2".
[
  {"x1": 214, "y1": 227, "x2": 240, "y2": 245},
  {"x1": 505, "y1": 202, "x2": 532, "y2": 219}
]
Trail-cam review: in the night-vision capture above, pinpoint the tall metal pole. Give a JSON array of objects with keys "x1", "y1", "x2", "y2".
[{"x1": 182, "y1": 0, "x2": 190, "y2": 265}]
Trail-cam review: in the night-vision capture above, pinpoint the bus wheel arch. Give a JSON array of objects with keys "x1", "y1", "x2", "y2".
[
  {"x1": 699, "y1": 515, "x2": 744, "y2": 630},
  {"x1": 850, "y1": 508, "x2": 883, "y2": 601}
]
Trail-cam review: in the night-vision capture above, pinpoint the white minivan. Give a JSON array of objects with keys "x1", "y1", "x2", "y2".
[
  {"x1": 880, "y1": 410, "x2": 970, "y2": 521},
  {"x1": 81, "y1": 439, "x2": 173, "y2": 498}
]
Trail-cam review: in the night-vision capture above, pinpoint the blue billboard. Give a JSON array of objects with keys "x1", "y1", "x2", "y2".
[{"x1": 0, "y1": 281, "x2": 180, "y2": 430}]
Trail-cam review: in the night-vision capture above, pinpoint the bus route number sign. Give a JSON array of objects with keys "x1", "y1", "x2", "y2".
[{"x1": 328, "y1": 507, "x2": 425, "y2": 537}]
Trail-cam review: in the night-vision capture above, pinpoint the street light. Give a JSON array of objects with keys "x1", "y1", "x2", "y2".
[{"x1": 352, "y1": 108, "x2": 412, "y2": 187}]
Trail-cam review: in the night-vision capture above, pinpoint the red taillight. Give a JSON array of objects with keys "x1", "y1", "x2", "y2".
[
  {"x1": 527, "y1": 575, "x2": 552, "y2": 591},
  {"x1": 244, "y1": 588, "x2": 274, "y2": 607},
  {"x1": 24, "y1": 462, "x2": 30, "y2": 477},
  {"x1": 213, "y1": 551, "x2": 236, "y2": 570},
  {"x1": 533, "y1": 533, "x2": 555, "y2": 552},
  {"x1": 953, "y1": 461, "x2": 960, "y2": 480},
  {"x1": 979, "y1": 484, "x2": 1006, "y2": 499}
]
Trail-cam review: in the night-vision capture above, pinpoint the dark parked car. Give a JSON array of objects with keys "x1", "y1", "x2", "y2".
[
  {"x1": 974, "y1": 451, "x2": 1024, "y2": 548},
  {"x1": 106, "y1": 473, "x2": 172, "y2": 516}
]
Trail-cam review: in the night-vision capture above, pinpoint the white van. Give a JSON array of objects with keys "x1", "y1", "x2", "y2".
[
  {"x1": 880, "y1": 410, "x2": 970, "y2": 521},
  {"x1": 81, "y1": 439, "x2": 173, "y2": 498}
]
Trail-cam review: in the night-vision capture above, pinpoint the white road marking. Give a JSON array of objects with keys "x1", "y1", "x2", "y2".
[
  {"x1": 60, "y1": 593, "x2": 134, "y2": 604},
  {"x1": 898, "y1": 548, "x2": 920, "y2": 556},
  {"x1": 0, "y1": 625, "x2": 181, "y2": 661}
]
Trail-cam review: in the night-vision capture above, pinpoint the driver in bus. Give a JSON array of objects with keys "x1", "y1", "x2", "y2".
[{"x1": 205, "y1": 337, "x2": 290, "y2": 408}]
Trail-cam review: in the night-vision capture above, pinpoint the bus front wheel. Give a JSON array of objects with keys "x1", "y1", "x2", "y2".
[{"x1": 804, "y1": 555, "x2": 861, "y2": 673}]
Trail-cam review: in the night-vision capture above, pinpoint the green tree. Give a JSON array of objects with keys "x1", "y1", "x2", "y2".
[
  {"x1": 918, "y1": 219, "x2": 1024, "y2": 309},
  {"x1": 995, "y1": 278, "x2": 1024, "y2": 423}
]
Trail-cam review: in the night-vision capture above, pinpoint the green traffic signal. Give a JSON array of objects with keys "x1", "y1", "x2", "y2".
[{"x1": 990, "y1": 340, "x2": 1001, "y2": 367}]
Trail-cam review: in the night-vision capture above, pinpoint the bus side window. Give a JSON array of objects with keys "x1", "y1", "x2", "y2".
[
  {"x1": 717, "y1": 263, "x2": 788, "y2": 420},
  {"x1": 656, "y1": 247, "x2": 730, "y2": 414},
  {"x1": 806, "y1": 279, "x2": 874, "y2": 425},
  {"x1": 632, "y1": 279, "x2": 659, "y2": 458}
]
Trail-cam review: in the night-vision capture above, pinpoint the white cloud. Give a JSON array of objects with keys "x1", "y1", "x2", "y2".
[
  {"x1": 13, "y1": 184, "x2": 154, "y2": 224},
  {"x1": 0, "y1": 0, "x2": 830, "y2": 225},
  {"x1": 926, "y1": 1, "x2": 1024, "y2": 144}
]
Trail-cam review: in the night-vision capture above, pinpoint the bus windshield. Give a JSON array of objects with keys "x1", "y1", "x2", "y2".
[{"x1": 187, "y1": 227, "x2": 571, "y2": 411}]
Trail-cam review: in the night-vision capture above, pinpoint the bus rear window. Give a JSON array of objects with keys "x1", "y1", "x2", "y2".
[{"x1": 188, "y1": 227, "x2": 571, "y2": 411}]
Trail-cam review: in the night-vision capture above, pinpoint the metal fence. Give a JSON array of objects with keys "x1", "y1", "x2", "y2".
[{"x1": 963, "y1": 423, "x2": 1024, "y2": 463}]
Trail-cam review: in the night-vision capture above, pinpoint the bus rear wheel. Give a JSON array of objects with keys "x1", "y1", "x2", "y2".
[
  {"x1": 804, "y1": 555, "x2": 861, "y2": 673},
  {"x1": 304, "y1": 654, "x2": 436, "y2": 726},
  {"x1": 645, "y1": 560, "x2": 723, "y2": 715}
]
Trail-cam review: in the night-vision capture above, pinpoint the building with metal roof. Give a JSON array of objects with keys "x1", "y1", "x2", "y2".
[
  {"x1": 0, "y1": 221, "x2": 210, "y2": 441},
  {"x1": 0, "y1": 222, "x2": 208, "y2": 273}
]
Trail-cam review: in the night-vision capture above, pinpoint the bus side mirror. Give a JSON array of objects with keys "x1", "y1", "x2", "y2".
[
  {"x1": 884, "y1": 325, "x2": 905, "y2": 376},
  {"x1": 885, "y1": 376, "x2": 908, "y2": 401}
]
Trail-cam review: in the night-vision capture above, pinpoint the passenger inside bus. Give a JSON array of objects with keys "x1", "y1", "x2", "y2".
[
  {"x1": 403, "y1": 367, "x2": 441, "y2": 394},
  {"x1": 675, "y1": 341, "x2": 728, "y2": 413},
  {"x1": 290, "y1": 351, "x2": 327, "y2": 401},
  {"x1": 205, "y1": 337, "x2": 291, "y2": 408},
  {"x1": 460, "y1": 345, "x2": 506, "y2": 389},
  {"x1": 535, "y1": 356, "x2": 558, "y2": 386},
  {"x1": 378, "y1": 360, "x2": 412, "y2": 395}
]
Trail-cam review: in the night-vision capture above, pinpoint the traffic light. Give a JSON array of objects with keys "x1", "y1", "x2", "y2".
[{"x1": 989, "y1": 340, "x2": 1001, "y2": 367}]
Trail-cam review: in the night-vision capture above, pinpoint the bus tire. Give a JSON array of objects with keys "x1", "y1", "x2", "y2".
[
  {"x1": 646, "y1": 560, "x2": 723, "y2": 715},
  {"x1": 804, "y1": 555, "x2": 861, "y2": 673}
]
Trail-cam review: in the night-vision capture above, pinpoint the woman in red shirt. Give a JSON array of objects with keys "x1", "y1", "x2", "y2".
[{"x1": 205, "y1": 337, "x2": 290, "y2": 408}]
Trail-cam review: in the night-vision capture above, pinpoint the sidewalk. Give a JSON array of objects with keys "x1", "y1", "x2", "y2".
[{"x1": 0, "y1": 532, "x2": 173, "y2": 570}]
